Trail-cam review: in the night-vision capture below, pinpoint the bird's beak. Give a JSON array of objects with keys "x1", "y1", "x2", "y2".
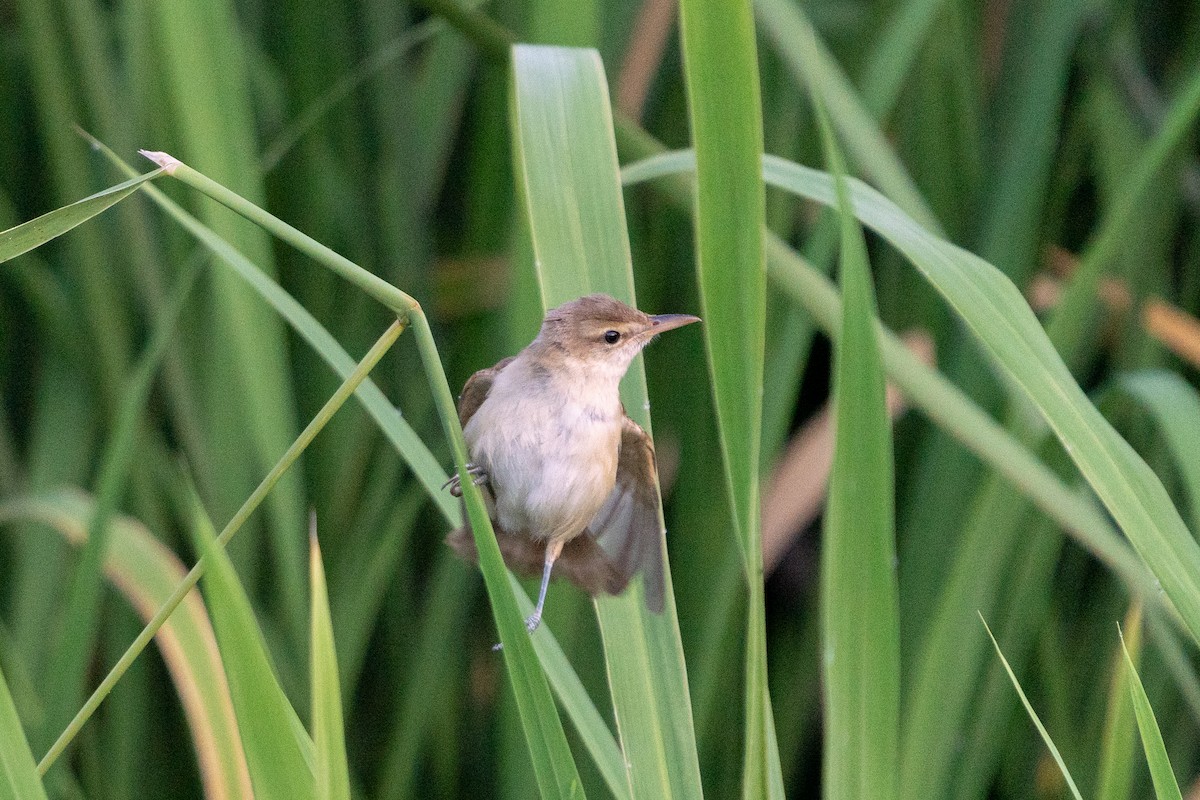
[{"x1": 647, "y1": 313, "x2": 701, "y2": 334}]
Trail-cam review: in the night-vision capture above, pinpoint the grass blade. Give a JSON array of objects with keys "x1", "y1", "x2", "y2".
[
  {"x1": 0, "y1": 491, "x2": 253, "y2": 799},
  {"x1": 981, "y1": 615, "x2": 1082, "y2": 800},
  {"x1": 186, "y1": 490, "x2": 316, "y2": 800},
  {"x1": 1096, "y1": 603, "x2": 1143, "y2": 800},
  {"x1": 757, "y1": 155, "x2": 1200, "y2": 647},
  {"x1": 675, "y1": 0, "x2": 780, "y2": 794},
  {"x1": 0, "y1": 661, "x2": 48, "y2": 800},
  {"x1": 1119, "y1": 625, "x2": 1184, "y2": 800},
  {"x1": 309, "y1": 529, "x2": 351, "y2": 800},
  {"x1": 815, "y1": 102, "x2": 900, "y2": 800},
  {"x1": 510, "y1": 44, "x2": 702, "y2": 798},
  {"x1": 0, "y1": 170, "x2": 160, "y2": 263}
]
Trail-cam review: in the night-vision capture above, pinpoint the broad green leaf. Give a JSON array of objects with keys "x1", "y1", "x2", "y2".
[
  {"x1": 816, "y1": 102, "x2": 900, "y2": 800},
  {"x1": 675, "y1": 0, "x2": 780, "y2": 795},
  {"x1": 510, "y1": 44, "x2": 701, "y2": 799},
  {"x1": 186, "y1": 491, "x2": 316, "y2": 800},
  {"x1": 0, "y1": 170, "x2": 160, "y2": 264},
  {"x1": 0, "y1": 659, "x2": 48, "y2": 800},
  {"x1": 982, "y1": 616, "x2": 1082, "y2": 800},
  {"x1": 310, "y1": 532, "x2": 351, "y2": 800},
  {"x1": 1120, "y1": 626, "x2": 1184, "y2": 800},
  {"x1": 0, "y1": 491, "x2": 252, "y2": 799}
]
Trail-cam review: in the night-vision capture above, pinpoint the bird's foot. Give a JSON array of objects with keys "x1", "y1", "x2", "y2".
[
  {"x1": 490, "y1": 615, "x2": 542, "y2": 652},
  {"x1": 444, "y1": 463, "x2": 488, "y2": 497}
]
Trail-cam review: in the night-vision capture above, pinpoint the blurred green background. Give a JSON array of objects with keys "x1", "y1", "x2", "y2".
[{"x1": 3, "y1": 0, "x2": 1200, "y2": 797}]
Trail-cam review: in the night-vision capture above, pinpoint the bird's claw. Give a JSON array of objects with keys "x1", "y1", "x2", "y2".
[
  {"x1": 490, "y1": 614, "x2": 542, "y2": 651},
  {"x1": 444, "y1": 463, "x2": 488, "y2": 497}
]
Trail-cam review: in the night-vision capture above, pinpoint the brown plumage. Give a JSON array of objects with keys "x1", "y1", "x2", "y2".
[{"x1": 445, "y1": 294, "x2": 700, "y2": 630}]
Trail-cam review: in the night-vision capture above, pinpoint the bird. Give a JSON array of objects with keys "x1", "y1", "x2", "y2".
[{"x1": 444, "y1": 293, "x2": 701, "y2": 633}]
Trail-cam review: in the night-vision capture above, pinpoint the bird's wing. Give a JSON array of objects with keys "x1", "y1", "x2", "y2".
[
  {"x1": 587, "y1": 414, "x2": 666, "y2": 613},
  {"x1": 456, "y1": 356, "x2": 515, "y2": 427}
]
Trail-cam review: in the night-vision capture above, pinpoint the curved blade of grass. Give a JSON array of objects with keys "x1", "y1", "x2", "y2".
[
  {"x1": 1119, "y1": 625, "x2": 1184, "y2": 800},
  {"x1": 753, "y1": 0, "x2": 941, "y2": 233},
  {"x1": 0, "y1": 490, "x2": 253, "y2": 800},
  {"x1": 981, "y1": 615, "x2": 1082, "y2": 800},
  {"x1": 675, "y1": 0, "x2": 781, "y2": 794},
  {"x1": 42, "y1": 250, "x2": 200, "y2": 772},
  {"x1": 186, "y1": 488, "x2": 316, "y2": 799},
  {"x1": 309, "y1": 530, "x2": 350, "y2": 800},
  {"x1": 415, "y1": 309, "x2": 589, "y2": 799},
  {"x1": 815, "y1": 101, "x2": 900, "y2": 800},
  {"x1": 1096, "y1": 603, "x2": 1143, "y2": 800},
  {"x1": 36, "y1": 321, "x2": 402, "y2": 774},
  {"x1": 755, "y1": 155, "x2": 1200, "y2": 646},
  {"x1": 1119, "y1": 370, "x2": 1200, "y2": 534},
  {"x1": 0, "y1": 661, "x2": 47, "y2": 800},
  {"x1": 124, "y1": 146, "x2": 595, "y2": 799},
  {"x1": 621, "y1": 149, "x2": 1152, "y2": 605},
  {"x1": 0, "y1": 169, "x2": 161, "y2": 263},
  {"x1": 510, "y1": 44, "x2": 701, "y2": 799},
  {"x1": 88, "y1": 138, "x2": 457, "y2": 524}
]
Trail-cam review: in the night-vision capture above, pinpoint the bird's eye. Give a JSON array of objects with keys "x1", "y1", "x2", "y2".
[{"x1": 603, "y1": 330, "x2": 621, "y2": 345}]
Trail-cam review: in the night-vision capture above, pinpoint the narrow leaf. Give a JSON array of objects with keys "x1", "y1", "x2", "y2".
[
  {"x1": 675, "y1": 0, "x2": 779, "y2": 794},
  {"x1": 0, "y1": 170, "x2": 160, "y2": 264},
  {"x1": 0, "y1": 662, "x2": 48, "y2": 800},
  {"x1": 510, "y1": 44, "x2": 700, "y2": 799},
  {"x1": 186, "y1": 490, "x2": 316, "y2": 800},
  {"x1": 816, "y1": 102, "x2": 900, "y2": 800},
  {"x1": 1096, "y1": 603, "x2": 1143, "y2": 800},
  {"x1": 1120, "y1": 626, "x2": 1184, "y2": 800},
  {"x1": 310, "y1": 529, "x2": 351, "y2": 800},
  {"x1": 982, "y1": 615, "x2": 1082, "y2": 800}
]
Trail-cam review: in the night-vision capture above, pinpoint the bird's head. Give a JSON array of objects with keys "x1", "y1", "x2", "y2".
[{"x1": 532, "y1": 294, "x2": 701, "y2": 379}]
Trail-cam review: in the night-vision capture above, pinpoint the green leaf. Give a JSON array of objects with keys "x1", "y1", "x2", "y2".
[
  {"x1": 0, "y1": 660, "x2": 48, "y2": 800},
  {"x1": 0, "y1": 170, "x2": 160, "y2": 264},
  {"x1": 510, "y1": 44, "x2": 701, "y2": 799},
  {"x1": 1096, "y1": 603, "x2": 1143, "y2": 800},
  {"x1": 755, "y1": 155, "x2": 1200, "y2": 648},
  {"x1": 89, "y1": 139, "x2": 457, "y2": 525},
  {"x1": 753, "y1": 0, "x2": 941, "y2": 233},
  {"x1": 105, "y1": 138, "x2": 595, "y2": 800},
  {"x1": 310, "y1": 530, "x2": 351, "y2": 800},
  {"x1": 0, "y1": 490, "x2": 252, "y2": 799},
  {"x1": 982, "y1": 615, "x2": 1082, "y2": 800},
  {"x1": 815, "y1": 102, "x2": 900, "y2": 800},
  {"x1": 186, "y1": 490, "x2": 316, "y2": 800},
  {"x1": 675, "y1": 1, "x2": 780, "y2": 795},
  {"x1": 1119, "y1": 370, "x2": 1200, "y2": 534},
  {"x1": 1120, "y1": 625, "x2": 1184, "y2": 800}
]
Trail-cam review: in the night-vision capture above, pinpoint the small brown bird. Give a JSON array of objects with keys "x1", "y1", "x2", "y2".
[{"x1": 446, "y1": 294, "x2": 700, "y2": 632}]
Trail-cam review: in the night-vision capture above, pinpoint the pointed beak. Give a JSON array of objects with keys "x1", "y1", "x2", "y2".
[{"x1": 647, "y1": 313, "x2": 701, "y2": 335}]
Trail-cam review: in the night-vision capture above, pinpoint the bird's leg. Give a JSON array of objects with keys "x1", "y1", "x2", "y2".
[
  {"x1": 443, "y1": 463, "x2": 489, "y2": 497},
  {"x1": 526, "y1": 539, "x2": 565, "y2": 633}
]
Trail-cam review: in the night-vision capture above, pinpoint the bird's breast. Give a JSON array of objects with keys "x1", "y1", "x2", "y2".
[{"x1": 464, "y1": 374, "x2": 621, "y2": 542}]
